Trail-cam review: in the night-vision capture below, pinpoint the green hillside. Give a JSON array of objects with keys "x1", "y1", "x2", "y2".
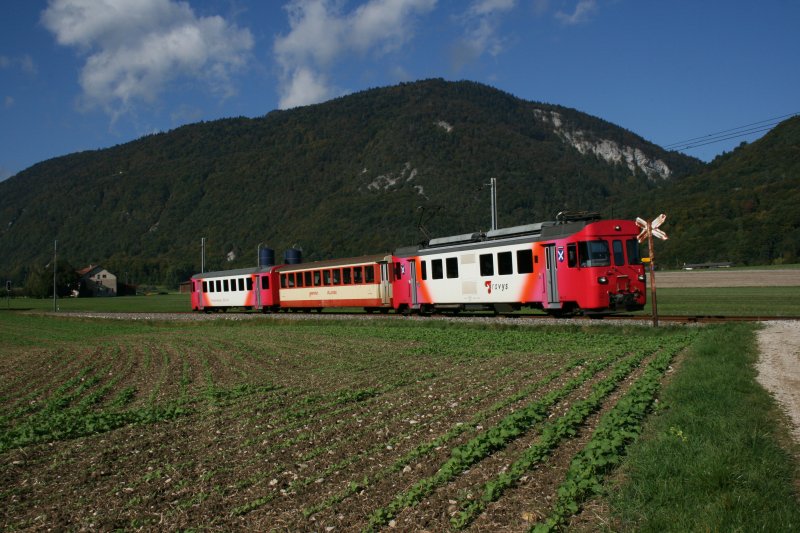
[
  {"x1": 621, "y1": 116, "x2": 800, "y2": 267},
  {"x1": 0, "y1": 79, "x2": 723, "y2": 286}
]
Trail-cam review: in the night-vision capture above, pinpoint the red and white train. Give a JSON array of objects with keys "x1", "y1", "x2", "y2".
[{"x1": 190, "y1": 214, "x2": 646, "y2": 316}]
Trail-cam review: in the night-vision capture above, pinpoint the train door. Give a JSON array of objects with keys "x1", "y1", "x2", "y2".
[
  {"x1": 544, "y1": 244, "x2": 560, "y2": 308},
  {"x1": 409, "y1": 260, "x2": 418, "y2": 307},
  {"x1": 194, "y1": 280, "x2": 204, "y2": 311},
  {"x1": 379, "y1": 262, "x2": 392, "y2": 305},
  {"x1": 254, "y1": 275, "x2": 262, "y2": 310}
]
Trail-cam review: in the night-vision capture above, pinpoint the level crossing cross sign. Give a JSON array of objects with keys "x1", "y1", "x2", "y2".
[
  {"x1": 635, "y1": 213, "x2": 668, "y2": 327},
  {"x1": 636, "y1": 214, "x2": 668, "y2": 243}
]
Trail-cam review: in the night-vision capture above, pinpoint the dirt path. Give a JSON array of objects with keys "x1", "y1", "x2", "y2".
[{"x1": 756, "y1": 321, "x2": 800, "y2": 443}]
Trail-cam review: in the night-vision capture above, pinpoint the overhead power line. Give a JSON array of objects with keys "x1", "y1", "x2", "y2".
[{"x1": 665, "y1": 112, "x2": 799, "y2": 152}]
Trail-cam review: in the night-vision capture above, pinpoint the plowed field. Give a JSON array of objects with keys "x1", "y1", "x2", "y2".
[{"x1": 0, "y1": 313, "x2": 697, "y2": 531}]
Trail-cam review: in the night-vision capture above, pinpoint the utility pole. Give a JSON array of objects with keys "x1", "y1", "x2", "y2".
[
  {"x1": 490, "y1": 177, "x2": 498, "y2": 230},
  {"x1": 53, "y1": 240, "x2": 57, "y2": 312},
  {"x1": 201, "y1": 237, "x2": 206, "y2": 273}
]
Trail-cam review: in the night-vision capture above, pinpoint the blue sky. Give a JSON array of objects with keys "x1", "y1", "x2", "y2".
[{"x1": 1, "y1": 0, "x2": 798, "y2": 180}]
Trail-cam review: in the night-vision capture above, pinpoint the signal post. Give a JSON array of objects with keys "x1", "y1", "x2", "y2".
[{"x1": 636, "y1": 214, "x2": 668, "y2": 327}]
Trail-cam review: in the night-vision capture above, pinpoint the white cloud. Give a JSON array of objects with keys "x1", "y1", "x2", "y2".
[
  {"x1": 3, "y1": 96, "x2": 14, "y2": 109},
  {"x1": 274, "y1": 0, "x2": 437, "y2": 109},
  {"x1": 41, "y1": 0, "x2": 253, "y2": 119},
  {"x1": 532, "y1": 0, "x2": 550, "y2": 17},
  {"x1": 468, "y1": 0, "x2": 516, "y2": 17},
  {"x1": 280, "y1": 67, "x2": 334, "y2": 109},
  {"x1": 0, "y1": 54, "x2": 37, "y2": 74},
  {"x1": 451, "y1": 0, "x2": 516, "y2": 71},
  {"x1": 555, "y1": 0, "x2": 597, "y2": 25}
]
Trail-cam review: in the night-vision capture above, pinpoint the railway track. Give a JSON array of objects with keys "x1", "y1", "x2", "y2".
[{"x1": 36, "y1": 309, "x2": 800, "y2": 324}]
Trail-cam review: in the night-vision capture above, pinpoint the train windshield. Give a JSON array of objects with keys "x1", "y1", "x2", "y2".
[
  {"x1": 626, "y1": 239, "x2": 641, "y2": 264},
  {"x1": 578, "y1": 240, "x2": 611, "y2": 267}
]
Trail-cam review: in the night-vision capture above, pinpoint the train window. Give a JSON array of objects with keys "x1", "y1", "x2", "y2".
[
  {"x1": 202, "y1": 281, "x2": 208, "y2": 293},
  {"x1": 223, "y1": 279, "x2": 229, "y2": 292},
  {"x1": 578, "y1": 240, "x2": 611, "y2": 267},
  {"x1": 296, "y1": 272, "x2": 304, "y2": 287},
  {"x1": 238, "y1": 278, "x2": 245, "y2": 291},
  {"x1": 498, "y1": 252, "x2": 513, "y2": 275},
  {"x1": 305, "y1": 271, "x2": 313, "y2": 286},
  {"x1": 567, "y1": 243, "x2": 578, "y2": 268},
  {"x1": 395, "y1": 263, "x2": 403, "y2": 279},
  {"x1": 216, "y1": 280, "x2": 222, "y2": 292},
  {"x1": 247, "y1": 278, "x2": 253, "y2": 291},
  {"x1": 288, "y1": 273, "x2": 296, "y2": 288},
  {"x1": 421, "y1": 260, "x2": 427, "y2": 280},
  {"x1": 261, "y1": 276, "x2": 269, "y2": 290},
  {"x1": 431, "y1": 259, "x2": 443, "y2": 279},
  {"x1": 613, "y1": 240, "x2": 625, "y2": 266},
  {"x1": 626, "y1": 239, "x2": 641, "y2": 264},
  {"x1": 354, "y1": 266, "x2": 363, "y2": 283},
  {"x1": 333, "y1": 269, "x2": 341, "y2": 285},
  {"x1": 446, "y1": 257, "x2": 458, "y2": 278},
  {"x1": 314, "y1": 271, "x2": 322, "y2": 286},
  {"x1": 517, "y1": 249, "x2": 534, "y2": 274},
  {"x1": 323, "y1": 270, "x2": 331, "y2": 285},
  {"x1": 343, "y1": 268, "x2": 351, "y2": 284},
  {"x1": 280, "y1": 274, "x2": 287, "y2": 288},
  {"x1": 479, "y1": 254, "x2": 494, "y2": 276},
  {"x1": 365, "y1": 266, "x2": 375, "y2": 283}
]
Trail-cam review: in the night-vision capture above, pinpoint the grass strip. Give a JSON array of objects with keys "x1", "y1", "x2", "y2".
[{"x1": 606, "y1": 324, "x2": 800, "y2": 532}]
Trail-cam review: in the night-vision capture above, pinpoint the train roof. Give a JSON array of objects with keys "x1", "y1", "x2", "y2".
[
  {"x1": 395, "y1": 212, "x2": 605, "y2": 257},
  {"x1": 191, "y1": 266, "x2": 276, "y2": 280},
  {"x1": 276, "y1": 253, "x2": 392, "y2": 272}
]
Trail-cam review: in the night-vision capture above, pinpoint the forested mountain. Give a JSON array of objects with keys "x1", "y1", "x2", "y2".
[
  {"x1": 5, "y1": 78, "x2": 785, "y2": 288},
  {"x1": 616, "y1": 116, "x2": 800, "y2": 268}
]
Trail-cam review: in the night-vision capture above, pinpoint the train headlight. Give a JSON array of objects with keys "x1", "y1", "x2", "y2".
[
  {"x1": 638, "y1": 274, "x2": 646, "y2": 282},
  {"x1": 597, "y1": 276, "x2": 608, "y2": 285}
]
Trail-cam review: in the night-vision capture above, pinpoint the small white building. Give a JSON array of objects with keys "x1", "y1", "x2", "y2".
[{"x1": 77, "y1": 265, "x2": 118, "y2": 297}]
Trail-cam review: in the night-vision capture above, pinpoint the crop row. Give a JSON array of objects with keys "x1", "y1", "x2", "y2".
[
  {"x1": 363, "y1": 350, "x2": 629, "y2": 531},
  {"x1": 532, "y1": 340, "x2": 686, "y2": 531}
]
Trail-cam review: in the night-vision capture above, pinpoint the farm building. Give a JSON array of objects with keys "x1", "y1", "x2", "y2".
[{"x1": 76, "y1": 265, "x2": 117, "y2": 297}]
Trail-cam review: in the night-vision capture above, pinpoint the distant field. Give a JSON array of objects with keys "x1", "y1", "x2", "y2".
[
  {"x1": 0, "y1": 293, "x2": 188, "y2": 313},
  {"x1": 655, "y1": 268, "x2": 800, "y2": 287}
]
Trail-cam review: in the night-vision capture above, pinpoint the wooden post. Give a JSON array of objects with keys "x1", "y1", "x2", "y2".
[{"x1": 636, "y1": 215, "x2": 668, "y2": 328}]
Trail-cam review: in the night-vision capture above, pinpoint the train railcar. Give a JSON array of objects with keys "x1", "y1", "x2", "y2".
[
  {"x1": 391, "y1": 214, "x2": 645, "y2": 315},
  {"x1": 275, "y1": 254, "x2": 394, "y2": 312},
  {"x1": 190, "y1": 266, "x2": 279, "y2": 312}
]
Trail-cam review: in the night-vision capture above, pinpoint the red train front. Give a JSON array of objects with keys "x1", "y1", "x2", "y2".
[{"x1": 391, "y1": 214, "x2": 646, "y2": 315}]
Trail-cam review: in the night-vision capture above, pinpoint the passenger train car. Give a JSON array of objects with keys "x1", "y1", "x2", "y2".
[
  {"x1": 276, "y1": 254, "x2": 394, "y2": 312},
  {"x1": 189, "y1": 214, "x2": 646, "y2": 315},
  {"x1": 391, "y1": 215, "x2": 645, "y2": 315},
  {"x1": 190, "y1": 266, "x2": 279, "y2": 313}
]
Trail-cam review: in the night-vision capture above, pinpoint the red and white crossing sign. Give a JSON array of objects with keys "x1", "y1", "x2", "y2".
[
  {"x1": 635, "y1": 214, "x2": 669, "y2": 327},
  {"x1": 636, "y1": 214, "x2": 668, "y2": 243}
]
